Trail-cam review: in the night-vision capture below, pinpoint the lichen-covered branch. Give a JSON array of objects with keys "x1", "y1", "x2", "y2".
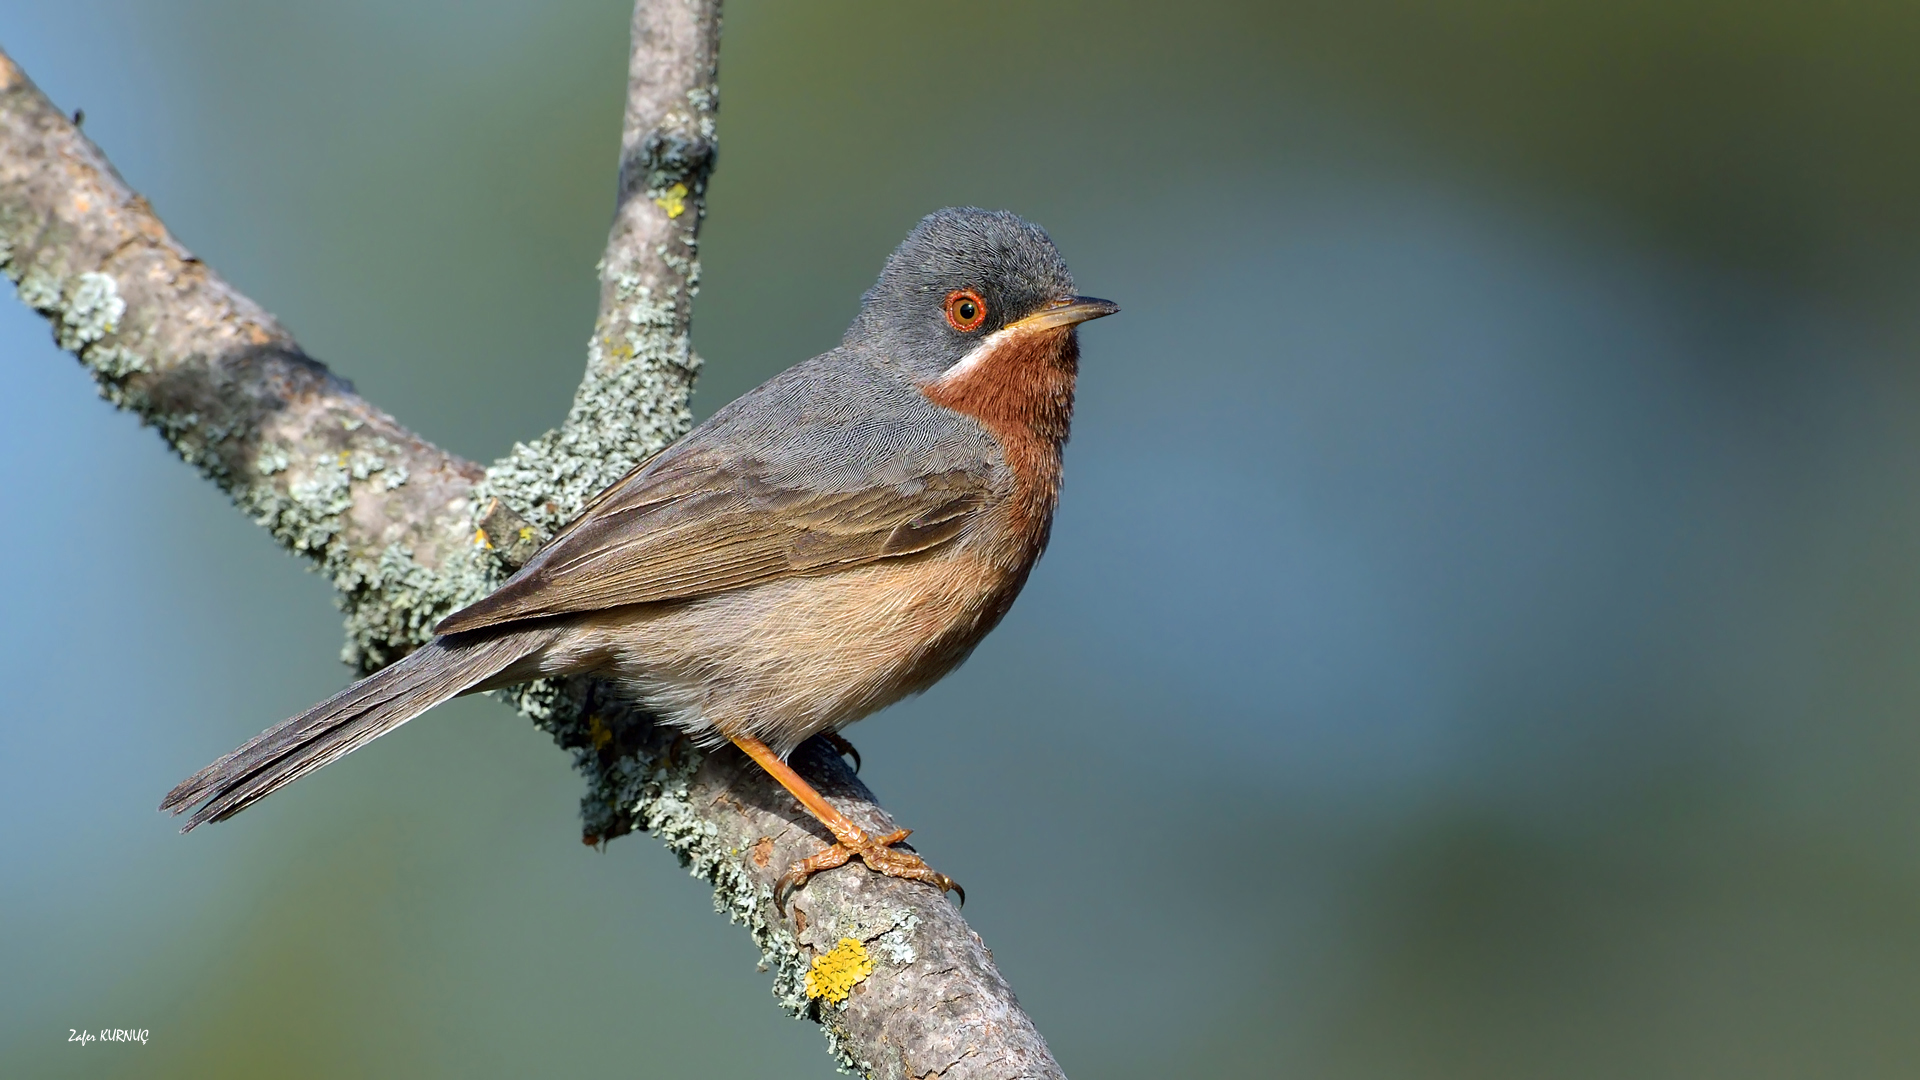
[
  {"x1": 0, "y1": 49, "x2": 493, "y2": 671},
  {"x1": 0, "y1": 6, "x2": 1064, "y2": 1076},
  {"x1": 551, "y1": 688, "x2": 1066, "y2": 1079},
  {"x1": 481, "y1": 0, "x2": 720, "y2": 530}
]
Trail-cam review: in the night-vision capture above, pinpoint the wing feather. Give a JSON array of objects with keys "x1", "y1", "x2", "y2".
[{"x1": 435, "y1": 454, "x2": 988, "y2": 635}]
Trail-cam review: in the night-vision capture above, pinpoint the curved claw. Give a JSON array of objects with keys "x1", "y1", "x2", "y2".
[
  {"x1": 821, "y1": 731, "x2": 861, "y2": 773},
  {"x1": 775, "y1": 840, "x2": 852, "y2": 914}
]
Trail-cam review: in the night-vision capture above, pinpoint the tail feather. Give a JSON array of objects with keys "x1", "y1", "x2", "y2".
[{"x1": 161, "y1": 628, "x2": 553, "y2": 831}]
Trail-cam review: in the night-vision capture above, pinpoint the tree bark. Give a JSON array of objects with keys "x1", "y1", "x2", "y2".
[{"x1": 0, "y1": 4, "x2": 1065, "y2": 1077}]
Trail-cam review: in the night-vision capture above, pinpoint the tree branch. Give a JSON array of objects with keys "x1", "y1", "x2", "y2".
[
  {"x1": 0, "y1": 6, "x2": 1064, "y2": 1076},
  {"x1": 481, "y1": 0, "x2": 719, "y2": 535},
  {"x1": 0, "y1": 51, "x2": 488, "y2": 670}
]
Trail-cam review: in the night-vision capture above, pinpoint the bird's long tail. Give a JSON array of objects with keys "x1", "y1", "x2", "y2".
[{"x1": 161, "y1": 626, "x2": 557, "y2": 831}]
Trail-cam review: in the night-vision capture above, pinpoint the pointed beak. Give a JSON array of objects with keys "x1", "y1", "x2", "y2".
[{"x1": 1006, "y1": 295, "x2": 1121, "y2": 333}]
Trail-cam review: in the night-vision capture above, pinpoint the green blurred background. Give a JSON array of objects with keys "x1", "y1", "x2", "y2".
[{"x1": 7, "y1": 1, "x2": 1920, "y2": 1076}]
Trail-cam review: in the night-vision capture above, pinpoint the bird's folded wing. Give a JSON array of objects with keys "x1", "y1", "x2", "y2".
[{"x1": 435, "y1": 454, "x2": 989, "y2": 635}]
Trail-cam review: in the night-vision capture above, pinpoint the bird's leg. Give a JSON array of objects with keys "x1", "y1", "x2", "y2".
[{"x1": 730, "y1": 735, "x2": 961, "y2": 912}]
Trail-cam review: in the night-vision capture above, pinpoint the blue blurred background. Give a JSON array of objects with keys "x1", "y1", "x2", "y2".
[{"x1": 7, "y1": 1, "x2": 1920, "y2": 1076}]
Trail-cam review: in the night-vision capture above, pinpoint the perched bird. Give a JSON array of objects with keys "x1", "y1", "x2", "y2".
[{"x1": 163, "y1": 207, "x2": 1117, "y2": 906}]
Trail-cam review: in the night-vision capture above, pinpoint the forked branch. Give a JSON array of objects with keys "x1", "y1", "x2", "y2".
[{"x1": 0, "y1": 4, "x2": 1063, "y2": 1076}]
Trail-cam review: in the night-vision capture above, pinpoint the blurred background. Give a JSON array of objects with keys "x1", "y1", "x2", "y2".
[{"x1": 6, "y1": 1, "x2": 1920, "y2": 1075}]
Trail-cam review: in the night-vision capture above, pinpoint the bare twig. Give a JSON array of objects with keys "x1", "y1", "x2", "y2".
[{"x1": 0, "y1": 5, "x2": 1064, "y2": 1075}]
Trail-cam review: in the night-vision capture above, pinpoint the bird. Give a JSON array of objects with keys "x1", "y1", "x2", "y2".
[{"x1": 162, "y1": 207, "x2": 1118, "y2": 908}]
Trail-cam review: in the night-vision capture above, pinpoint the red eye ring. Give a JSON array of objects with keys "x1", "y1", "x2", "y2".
[{"x1": 944, "y1": 289, "x2": 988, "y2": 333}]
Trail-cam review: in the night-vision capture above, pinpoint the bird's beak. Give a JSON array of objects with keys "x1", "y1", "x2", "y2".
[{"x1": 1006, "y1": 295, "x2": 1120, "y2": 333}]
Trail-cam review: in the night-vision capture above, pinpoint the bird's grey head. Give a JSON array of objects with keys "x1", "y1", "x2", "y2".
[{"x1": 848, "y1": 207, "x2": 1115, "y2": 380}]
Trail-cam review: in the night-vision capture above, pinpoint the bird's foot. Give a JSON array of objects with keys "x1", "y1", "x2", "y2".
[
  {"x1": 775, "y1": 827, "x2": 963, "y2": 912},
  {"x1": 728, "y1": 734, "x2": 961, "y2": 913},
  {"x1": 819, "y1": 731, "x2": 861, "y2": 773}
]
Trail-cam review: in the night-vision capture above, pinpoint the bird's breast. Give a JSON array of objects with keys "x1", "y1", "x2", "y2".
[{"x1": 919, "y1": 325, "x2": 1079, "y2": 556}]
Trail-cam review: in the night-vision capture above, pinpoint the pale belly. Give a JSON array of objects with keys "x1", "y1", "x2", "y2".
[{"x1": 525, "y1": 548, "x2": 1023, "y2": 755}]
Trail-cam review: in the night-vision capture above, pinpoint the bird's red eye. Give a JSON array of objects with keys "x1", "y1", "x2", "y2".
[{"x1": 944, "y1": 290, "x2": 988, "y2": 332}]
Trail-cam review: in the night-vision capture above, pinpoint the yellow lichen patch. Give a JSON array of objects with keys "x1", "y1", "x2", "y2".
[
  {"x1": 653, "y1": 182, "x2": 689, "y2": 219},
  {"x1": 805, "y1": 938, "x2": 874, "y2": 1004},
  {"x1": 473, "y1": 527, "x2": 493, "y2": 550},
  {"x1": 602, "y1": 335, "x2": 636, "y2": 363},
  {"x1": 587, "y1": 714, "x2": 614, "y2": 751}
]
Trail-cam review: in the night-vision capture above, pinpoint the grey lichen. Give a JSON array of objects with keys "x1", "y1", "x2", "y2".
[
  {"x1": 85, "y1": 344, "x2": 147, "y2": 380},
  {"x1": 333, "y1": 539, "x2": 493, "y2": 671},
  {"x1": 686, "y1": 86, "x2": 718, "y2": 141},
  {"x1": 14, "y1": 264, "x2": 60, "y2": 310},
  {"x1": 58, "y1": 270, "x2": 124, "y2": 349},
  {"x1": 9, "y1": 262, "x2": 151, "y2": 414},
  {"x1": 251, "y1": 444, "x2": 289, "y2": 476},
  {"x1": 872, "y1": 910, "x2": 921, "y2": 967},
  {"x1": 271, "y1": 454, "x2": 354, "y2": 552},
  {"x1": 223, "y1": 436, "x2": 493, "y2": 671},
  {"x1": 478, "y1": 275, "x2": 697, "y2": 534}
]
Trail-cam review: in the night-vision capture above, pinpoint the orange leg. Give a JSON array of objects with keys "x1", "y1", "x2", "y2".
[{"x1": 731, "y1": 735, "x2": 961, "y2": 911}]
